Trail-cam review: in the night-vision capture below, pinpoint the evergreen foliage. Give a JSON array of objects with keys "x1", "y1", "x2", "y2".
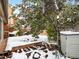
[{"x1": 13, "y1": 0, "x2": 79, "y2": 41}]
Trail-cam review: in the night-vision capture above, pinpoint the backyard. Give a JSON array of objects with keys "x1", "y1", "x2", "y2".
[{"x1": 0, "y1": 0, "x2": 79, "y2": 59}]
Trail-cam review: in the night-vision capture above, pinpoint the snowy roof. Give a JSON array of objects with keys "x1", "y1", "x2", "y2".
[{"x1": 60, "y1": 31, "x2": 79, "y2": 35}]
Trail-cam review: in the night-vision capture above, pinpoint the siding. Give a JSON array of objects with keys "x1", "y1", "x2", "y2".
[{"x1": 0, "y1": 0, "x2": 8, "y2": 53}]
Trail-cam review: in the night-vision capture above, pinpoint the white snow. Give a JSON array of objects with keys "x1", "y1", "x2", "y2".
[
  {"x1": 9, "y1": 31, "x2": 18, "y2": 35},
  {"x1": 8, "y1": 35, "x2": 48, "y2": 42},
  {"x1": 10, "y1": 49, "x2": 71, "y2": 59},
  {"x1": 38, "y1": 35, "x2": 48, "y2": 42},
  {"x1": 34, "y1": 53, "x2": 40, "y2": 58},
  {"x1": 60, "y1": 31, "x2": 79, "y2": 35},
  {"x1": 6, "y1": 41, "x2": 41, "y2": 50},
  {"x1": 11, "y1": 52, "x2": 27, "y2": 59},
  {"x1": 6, "y1": 35, "x2": 48, "y2": 50},
  {"x1": 6, "y1": 35, "x2": 71, "y2": 59}
]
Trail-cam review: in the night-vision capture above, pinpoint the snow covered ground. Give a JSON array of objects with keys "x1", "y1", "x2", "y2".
[
  {"x1": 6, "y1": 44, "x2": 71, "y2": 59},
  {"x1": 6, "y1": 35, "x2": 48, "y2": 50},
  {"x1": 6, "y1": 35, "x2": 71, "y2": 59},
  {"x1": 10, "y1": 48, "x2": 71, "y2": 59}
]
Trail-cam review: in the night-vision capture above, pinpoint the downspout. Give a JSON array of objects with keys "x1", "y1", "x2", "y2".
[{"x1": 0, "y1": 17, "x2": 4, "y2": 41}]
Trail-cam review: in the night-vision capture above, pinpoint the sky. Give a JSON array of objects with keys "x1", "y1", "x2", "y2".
[
  {"x1": 9, "y1": 0, "x2": 22, "y2": 6},
  {"x1": 9, "y1": 0, "x2": 22, "y2": 14}
]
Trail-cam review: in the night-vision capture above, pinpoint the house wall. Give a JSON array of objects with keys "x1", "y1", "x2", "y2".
[{"x1": 0, "y1": 0, "x2": 8, "y2": 53}]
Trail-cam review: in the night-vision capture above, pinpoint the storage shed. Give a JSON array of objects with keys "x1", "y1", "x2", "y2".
[{"x1": 60, "y1": 31, "x2": 79, "y2": 58}]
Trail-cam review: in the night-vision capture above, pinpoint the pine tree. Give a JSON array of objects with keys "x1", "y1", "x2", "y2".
[{"x1": 13, "y1": 0, "x2": 78, "y2": 41}]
